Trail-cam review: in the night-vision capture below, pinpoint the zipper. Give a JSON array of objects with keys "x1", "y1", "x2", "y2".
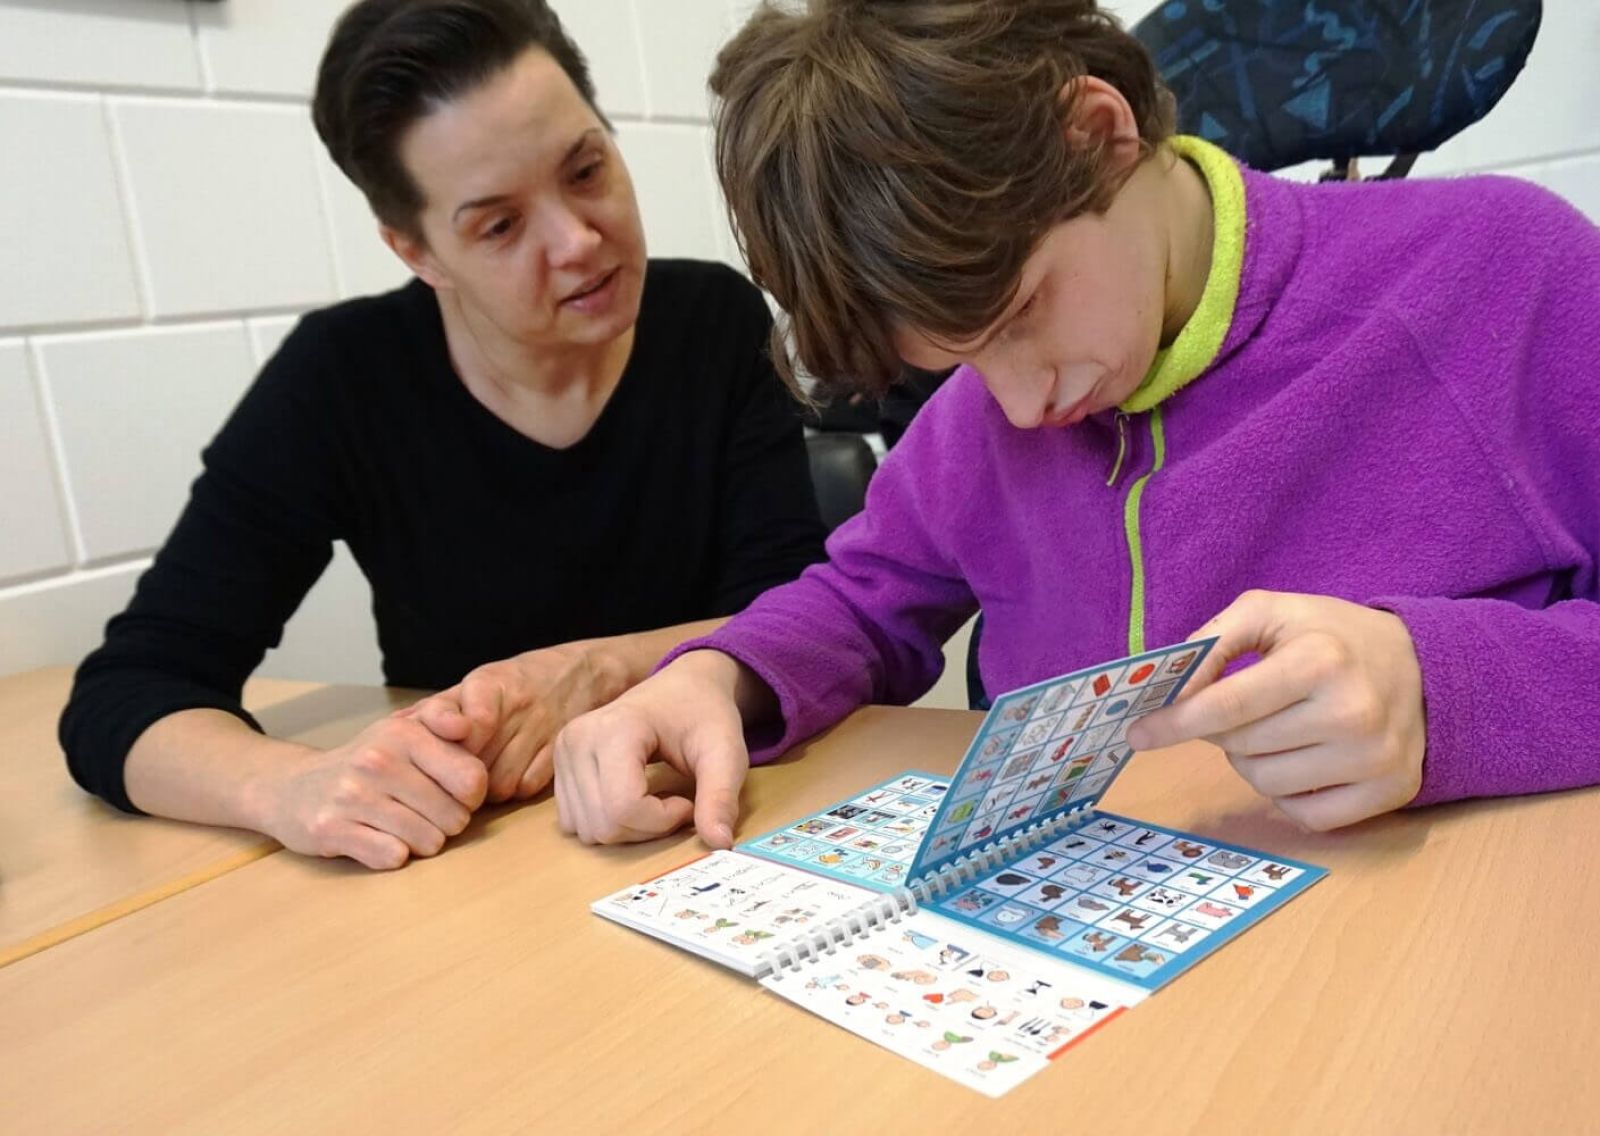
[
  {"x1": 1115, "y1": 407, "x2": 1166, "y2": 655},
  {"x1": 1105, "y1": 411, "x2": 1130, "y2": 488}
]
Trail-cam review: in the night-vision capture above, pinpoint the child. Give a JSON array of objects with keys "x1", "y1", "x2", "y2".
[{"x1": 549, "y1": 0, "x2": 1600, "y2": 847}]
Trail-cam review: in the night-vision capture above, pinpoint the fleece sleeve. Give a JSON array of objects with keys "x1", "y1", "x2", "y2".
[
  {"x1": 661, "y1": 392, "x2": 980, "y2": 762},
  {"x1": 1380, "y1": 181, "x2": 1600, "y2": 806}
]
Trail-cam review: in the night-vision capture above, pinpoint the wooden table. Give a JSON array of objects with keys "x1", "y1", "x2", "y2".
[
  {"x1": 0, "y1": 667, "x2": 416, "y2": 965},
  {"x1": 3, "y1": 687, "x2": 1597, "y2": 1133}
]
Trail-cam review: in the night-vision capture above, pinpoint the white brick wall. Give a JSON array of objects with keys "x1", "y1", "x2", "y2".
[
  {"x1": 35, "y1": 324, "x2": 257, "y2": 562},
  {"x1": 2, "y1": 0, "x2": 1597, "y2": 691},
  {"x1": 0, "y1": 0, "x2": 745, "y2": 685}
]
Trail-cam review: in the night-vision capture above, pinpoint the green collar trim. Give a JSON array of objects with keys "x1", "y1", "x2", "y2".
[{"x1": 1119, "y1": 135, "x2": 1246, "y2": 415}]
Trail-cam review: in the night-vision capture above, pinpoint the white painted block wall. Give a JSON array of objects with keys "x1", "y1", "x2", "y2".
[{"x1": 2, "y1": 0, "x2": 1596, "y2": 694}]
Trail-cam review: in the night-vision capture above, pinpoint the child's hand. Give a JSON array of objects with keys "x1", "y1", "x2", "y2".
[
  {"x1": 396, "y1": 643, "x2": 626, "y2": 804},
  {"x1": 1126, "y1": 590, "x2": 1426, "y2": 830},
  {"x1": 551, "y1": 651, "x2": 754, "y2": 848}
]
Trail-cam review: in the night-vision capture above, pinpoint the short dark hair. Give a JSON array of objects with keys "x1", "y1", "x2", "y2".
[
  {"x1": 711, "y1": 0, "x2": 1173, "y2": 397},
  {"x1": 313, "y1": 0, "x2": 605, "y2": 236}
]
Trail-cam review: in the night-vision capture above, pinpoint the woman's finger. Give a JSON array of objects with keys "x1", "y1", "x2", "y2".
[{"x1": 519, "y1": 743, "x2": 556, "y2": 799}]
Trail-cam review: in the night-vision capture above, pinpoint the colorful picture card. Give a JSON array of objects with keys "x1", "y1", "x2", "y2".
[
  {"x1": 593, "y1": 850, "x2": 876, "y2": 976},
  {"x1": 761, "y1": 906, "x2": 1136, "y2": 1098},
  {"x1": 925, "y1": 812, "x2": 1326, "y2": 992},
  {"x1": 911, "y1": 637, "x2": 1217, "y2": 879},
  {"x1": 739, "y1": 771, "x2": 950, "y2": 892}
]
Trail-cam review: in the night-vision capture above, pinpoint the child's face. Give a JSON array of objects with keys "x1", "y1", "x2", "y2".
[{"x1": 893, "y1": 154, "x2": 1182, "y2": 431}]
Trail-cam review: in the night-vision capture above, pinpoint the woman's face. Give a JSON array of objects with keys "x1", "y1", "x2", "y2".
[{"x1": 386, "y1": 46, "x2": 647, "y2": 353}]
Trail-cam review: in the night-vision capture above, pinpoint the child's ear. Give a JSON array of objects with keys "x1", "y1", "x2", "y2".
[
  {"x1": 1059, "y1": 75, "x2": 1143, "y2": 169},
  {"x1": 380, "y1": 222, "x2": 450, "y2": 290}
]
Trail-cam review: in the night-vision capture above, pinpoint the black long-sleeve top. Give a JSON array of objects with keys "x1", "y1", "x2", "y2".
[{"x1": 61, "y1": 260, "x2": 826, "y2": 812}]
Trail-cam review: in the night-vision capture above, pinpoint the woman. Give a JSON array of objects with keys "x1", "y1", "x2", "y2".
[{"x1": 59, "y1": 0, "x2": 825, "y2": 869}]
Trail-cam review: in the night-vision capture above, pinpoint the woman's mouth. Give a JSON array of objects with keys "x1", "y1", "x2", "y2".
[{"x1": 561, "y1": 268, "x2": 620, "y2": 312}]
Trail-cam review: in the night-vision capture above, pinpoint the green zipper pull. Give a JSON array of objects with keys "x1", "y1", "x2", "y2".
[
  {"x1": 1122, "y1": 406, "x2": 1167, "y2": 655},
  {"x1": 1106, "y1": 411, "x2": 1129, "y2": 487}
]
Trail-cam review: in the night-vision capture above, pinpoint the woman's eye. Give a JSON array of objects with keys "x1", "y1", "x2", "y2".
[
  {"x1": 483, "y1": 216, "x2": 515, "y2": 241},
  {"x1": 574, "y1": 160, "x2": 603, "y2": 185}
]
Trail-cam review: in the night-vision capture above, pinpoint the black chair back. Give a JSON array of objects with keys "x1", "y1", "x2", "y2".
[
  {"x1": 805, "y1": 431, "x2": 877, "y2": 532},
  {"x1": 1135, "y1": 0, "x2": 1542, "y2": 179}
]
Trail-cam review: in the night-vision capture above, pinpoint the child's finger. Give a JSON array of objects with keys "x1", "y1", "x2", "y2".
[
  {"x1": 574, "y1": 724, "x2": 660, "y2": 843},
  {"x1": 1129, "y1": 635, "x2": 1321, "y2": 749},
  {"x1": 689, "y1": 736, "x2": 749, "y2": 849},
  {"x1": 1223, "y1": 743, "x2": 1349, "y2": 800},
  {"x1": 1207, "y1": 697, "x2": 1326, "y2": 759},
  {"x1": 1273, "y1": 778, "x2": 1399, "y2": 833},
  {"x1": 613, "y1": 793, "x2": 697, "y2": 845},
  {"x1": 1164, "y1": 589, "x2": 1289, "y2": 707}
]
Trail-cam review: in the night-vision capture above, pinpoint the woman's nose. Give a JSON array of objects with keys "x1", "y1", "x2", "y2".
[{"x1": 540, "y1": 204, "x2": 602, "y2": 267}]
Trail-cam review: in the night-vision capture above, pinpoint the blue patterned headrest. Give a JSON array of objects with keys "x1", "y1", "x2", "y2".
[{"x1": 1134, "y1": 0, "x2": 1542, "y2": 171}]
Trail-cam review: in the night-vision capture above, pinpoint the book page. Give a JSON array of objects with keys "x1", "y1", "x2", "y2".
[
  {"x1": 913, "y1": 638, "x2": 1217, "y2": 880},
  {"x1": 922, "y1": 813, "x2": 1327, "y2": 991},
  {"x1": 590, "y1": 850, "x2": 877, "y2": 977},
  {"x1": 761, "y1": 908, "x2": 1142, "y2": 1097},
  {"x1": 738, "y1": 771, "x2": 950, "y2": 892}
]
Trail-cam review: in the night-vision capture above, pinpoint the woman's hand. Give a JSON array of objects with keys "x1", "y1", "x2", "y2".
[
  {"x1": 552, "y1": 650, "x2": 762, "y2": 848},
  {"x1": 251, "y1": 717, "x2": 488, "y2": 870},
  {"x1": 398, "y1": 644, "x2": 628, "y2": 804},
  {"x1": 1126, "y1": 590, "x2": 1427, "y2": 830}
]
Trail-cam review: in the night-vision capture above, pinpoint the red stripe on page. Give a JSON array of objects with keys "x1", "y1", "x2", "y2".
[{"x1": 1047, "y1": 1005, "x2": 1129, "y2": 1061}]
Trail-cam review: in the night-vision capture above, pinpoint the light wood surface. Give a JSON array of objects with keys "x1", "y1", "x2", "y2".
[
  {"x1": 0, "y1": 667, "x2": 418, "y2": 963},
  {"x1": 4, "y1": 692, "x2": 1597, "y2": 1134}
]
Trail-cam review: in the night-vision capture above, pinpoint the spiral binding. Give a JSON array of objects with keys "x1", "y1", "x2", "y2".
[
  {"x1": 757, "y1": 800, "x2": 1097, "y2": 977},
  {"x1": 910, "y1": 800, "x2": 1095, "y2": 905}
]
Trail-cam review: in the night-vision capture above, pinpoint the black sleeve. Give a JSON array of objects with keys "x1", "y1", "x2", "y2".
[
  {"x1": 59, "y1": 319, "x2": 350, "y2": 813},
  {"x1": 709, "y1": 277, "x2": 828, "y2": 614}
]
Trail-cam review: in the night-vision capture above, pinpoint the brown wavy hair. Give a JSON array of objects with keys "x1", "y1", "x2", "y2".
[{"x1": 711, "y1": 0, "x2": 1174, "y2": 397}]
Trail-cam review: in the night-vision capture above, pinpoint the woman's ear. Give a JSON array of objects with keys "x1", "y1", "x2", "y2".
[
  {"x1": 380, "y1": 223, "x2": 450, "y2": 291},
  {"x1": 1059, "y1": 75, "x2": 1142, "y2": 171}
]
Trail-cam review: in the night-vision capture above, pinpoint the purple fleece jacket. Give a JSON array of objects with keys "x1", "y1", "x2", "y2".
[{"x1": 670, "y1": 165, "x2": 1600, "y2": 808}]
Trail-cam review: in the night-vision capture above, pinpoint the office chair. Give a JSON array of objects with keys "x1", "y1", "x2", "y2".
[
  {"x1": 1139, "y1": 0, "x2": 1541, "y2": 182},
  {"x1": 805, "y1": 430, "x2": 878, "y2": 532}
]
